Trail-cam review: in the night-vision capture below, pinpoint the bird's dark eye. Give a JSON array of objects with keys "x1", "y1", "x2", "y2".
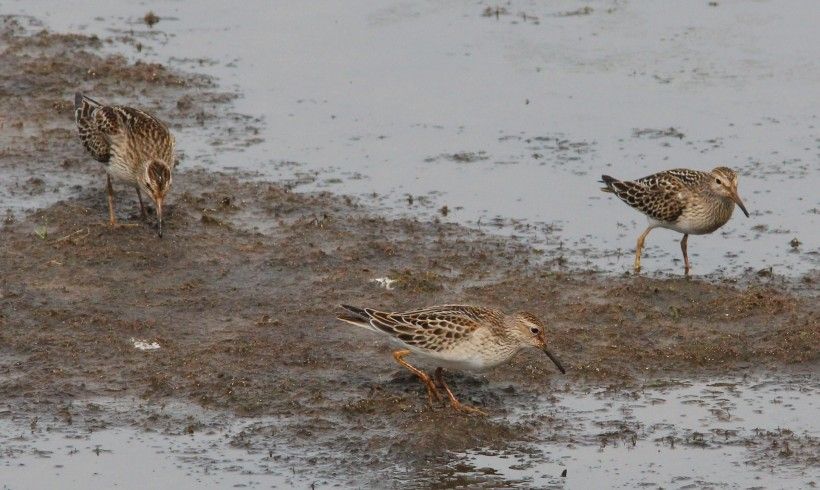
[
  {"x1": 715, "y1": 178, "x2": 722, "y2": 185},
  {"x1": 530, "y1": 327, "x2": 539, "y2": 334}
]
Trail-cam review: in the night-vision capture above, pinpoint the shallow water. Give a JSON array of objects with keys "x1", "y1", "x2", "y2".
[
  {"x1": 2, "y1": 372, "x2": 816, "y2": 489},
  {"x1": 452, "y1": 371, "x2": 820, "y2": 488},
  {"x1": 0, "y1": 403, "x2": 316, "y2": 489},
  {"x1": 2, "y1": 5, "x2": 817, "y2": 488},
  {"x1": 1, "y1": 426, "x2": 278, "y2": 489},
  {"x1": 7, "y1": 0, "x2": 819, "y2": 276}
]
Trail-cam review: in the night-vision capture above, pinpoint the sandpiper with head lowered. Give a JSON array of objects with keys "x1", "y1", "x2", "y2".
[
  {"x1": 600, "y1": 166, "x2": 750, "y2": 275},
  {"x1": 337, "y1": 304, "x2": 566, "y2": 415},
  {"x1": 74, "y1": 92, "x2": 175, "y2": 237}
]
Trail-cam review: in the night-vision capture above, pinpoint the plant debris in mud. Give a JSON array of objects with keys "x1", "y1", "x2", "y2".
[
  {"x1": 143, "y1": 11, "x2": 160, "y2": 27},
  {"x1": 482, "y1": 6, "x2": 509, "y2": 19},
  {"x1": 391, "y1": 269, "x2": 446, "y2": 293},
  {"x1": 426, "y1": 151, "x2": 489, "y2": 163},
  {"x1": 554, "y1": 6, "x2": 594, "y2": 17},
  {"x1": 632, "y1": 127, "x2": 686, "y2": 139}
]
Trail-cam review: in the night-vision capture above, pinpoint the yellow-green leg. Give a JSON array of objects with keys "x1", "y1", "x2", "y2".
[
  {"x1": 634, "y1": 226, "x2": 653, "y2": 273},
  {"x1": 435, "y1": 367, "x2": 486, "y2": 416},
  {"x1": 106, "y1": 175, "x2": 117, "y2": 225},
  {"x1": 393, "y1": 350, "x2": 440, "y2": 406}
]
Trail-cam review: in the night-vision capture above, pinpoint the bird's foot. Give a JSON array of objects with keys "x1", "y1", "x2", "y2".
[{"x1": 448, "y1": 399, "x2": 487, "y2": 416}]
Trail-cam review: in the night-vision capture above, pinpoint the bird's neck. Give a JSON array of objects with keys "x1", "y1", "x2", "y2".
[{"x1": 704, "y1": 195, "x2": 735, "y2": 227}]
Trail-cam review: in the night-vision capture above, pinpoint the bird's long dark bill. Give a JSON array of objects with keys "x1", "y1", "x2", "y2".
[
  {"x1": 731, "y1": 192, "x2": 750, "y2": 218},
  {"x1": 543, "y1": 347, "x2": 566, "y2": 374},
  {"x1": 156, "y1": 200, "x2": 164, "y2": 238}
]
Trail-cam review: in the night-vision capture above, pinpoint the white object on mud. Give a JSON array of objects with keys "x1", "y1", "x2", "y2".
[
  {"x1": 130, "y1": 338, "x2": 161, "y2": 351},
  {"x1": 370, "y1": 277, "x2": 397, "y2": 290}
]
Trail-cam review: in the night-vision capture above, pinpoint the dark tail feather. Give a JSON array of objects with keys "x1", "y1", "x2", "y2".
[
  {"x1": 74, "y1": 92, "x2": 102, "y2": 112},
  {"x1": 337, "y1": 304, "x2": 377, "y2": 330},
  {"x1": 340, "y1": 304, "x2": 367, "y2": 316},
  {"x1": 338, "y1": 304, "x2": 369, "y2": 321},
  {"x1": 599, "y1": 174, "x2": 618, "y2": 193},
  {"x1": 75, "y1": 92, "x2": 102, "y2": 108},
  {"x1": 75, "y1": 93, "x2": 98, "y2": 126}
]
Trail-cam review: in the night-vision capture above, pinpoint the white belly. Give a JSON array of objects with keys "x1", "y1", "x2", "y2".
[
  {"x1": 650, "y1": 207, "x2": 733, "y2": 235},
  {"x1": 391, "y1": 335, "x2": 516, "y2": 372}
]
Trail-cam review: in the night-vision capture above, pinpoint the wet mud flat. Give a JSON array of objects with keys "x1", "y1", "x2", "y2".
[{"x1": 0, "y1": 16, "x2": 818, "y2": 488}]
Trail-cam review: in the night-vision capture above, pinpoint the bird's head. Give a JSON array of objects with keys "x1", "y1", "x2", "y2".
[
  {"x1": 141, "y1": 160, "x2": 173, "y2": 237},
  {"x1": 512, "y1": 312, "x2": 566, "y2": 374},
  {"x1": 709, "y1": 166, "x2": 749, "y2": 218}
]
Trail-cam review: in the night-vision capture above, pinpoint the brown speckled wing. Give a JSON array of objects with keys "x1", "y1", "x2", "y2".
[
  {"x1": 602, "y1": 171, "x2": 687, "y2": 223},
  {"x1": 74, "y1": 93, "x2": 113, "y2": 163},
  {"x1": 636, "y1": 168, "x2": 707, "y2": 189},
  {"x1": 363, "y1": 305, "x2": 498, "y2": 352},
  {"x1": 74, "y1": 93, "x2": 175, "y2": 166}
]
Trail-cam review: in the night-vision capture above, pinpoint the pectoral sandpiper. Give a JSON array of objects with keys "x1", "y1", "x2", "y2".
[
  {"x1": 600, "y1": 166, "x2": 750, "y2": 275},
  {"x1": 74, "y1": 93, "x2": 175, "y2": 237},
  {"x1": 337, "y1": 304, "x2": 566, "y2": 415}
]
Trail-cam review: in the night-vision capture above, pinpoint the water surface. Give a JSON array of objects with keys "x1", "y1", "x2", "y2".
[{"x1": 7, "y1": 0, "x2": 819, "y2": 275}]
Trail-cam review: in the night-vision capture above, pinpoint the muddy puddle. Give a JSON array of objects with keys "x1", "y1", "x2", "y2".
[
  {"x1": 0, "y1": 4, "x2": 817, "y2": 489},
  {"x1": 2, "y1": 372, "x2": 816, "y2": 488},
  {"x1": 0, "y1": 400, "x2": 312, "y2": 489},
  {"x1": 449, "y1": 370, "x2": 819, "y2": 488},
  {"x1": 7, "y1": 0, "x2": 818, "y2": 275}
]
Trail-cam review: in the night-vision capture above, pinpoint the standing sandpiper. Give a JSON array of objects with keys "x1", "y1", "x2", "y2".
[
  {"x1": 74, "y1": 93, "x2": 175, "y2": 237},
  {"x1": 337, "y1": 304, "x2": 566, "y2": 415},
  {"x1": 600, "y1": 166, "x2": 750, "y2": 275}
]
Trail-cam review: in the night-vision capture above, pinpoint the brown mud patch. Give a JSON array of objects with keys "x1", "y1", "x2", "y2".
[
  {"x1": 0, "y1": 14, "x2": 818, "y2": 486},
  {"x1": 4, "y1": 169, "x2": 816, "y2": 484}
]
